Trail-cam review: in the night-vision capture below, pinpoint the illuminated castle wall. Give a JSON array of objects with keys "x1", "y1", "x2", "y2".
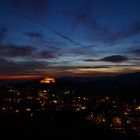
[{"x1": 40, "y1": 76, "x2": 56, "y2": 84}]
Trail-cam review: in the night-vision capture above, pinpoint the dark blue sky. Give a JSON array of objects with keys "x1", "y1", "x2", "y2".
[{"x1": 0, "y1": 0, "x2": 140, "y2": 78}]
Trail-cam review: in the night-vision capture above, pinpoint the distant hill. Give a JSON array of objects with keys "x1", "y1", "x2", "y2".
[
  {"x1": 0, "y1": 72, "x2": 140, "y2": 96},
  {"x1": 55, "y1": 72, "x2": 140, "y2": 96},
  {"x1": 0, "y1": 79, "x2": 34, "y2": 85}
]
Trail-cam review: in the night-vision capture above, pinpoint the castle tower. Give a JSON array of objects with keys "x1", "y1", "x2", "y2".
[{"x1": 40, "y1": 75, "x2": 56, "y2": 84}]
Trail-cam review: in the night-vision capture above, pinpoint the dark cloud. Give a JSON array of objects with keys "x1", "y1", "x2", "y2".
[
  {"x1": 14, "y1": 3, "x2": 86, "y2": 48},
  {"x1": 104, "y1": 22, "x2": 140, "y2": 45},
  {"x1": 24, "y1": 31, "x2": 50, "y2": 48},
  {"x1": 84, "y1": 55, "x2": 128, "y2": 63},
  {"x1": 0, "y1": 58, "x2": 46, "y2": 75},
  {"x1": 0, "y1": 43, "x2": 60, "y2": 60},
  {"x1": 66, "y1": 9, "x2": 140, "y2": 45},
  {"x1": 130, "y1": 49, "x2": 140, "y2": 56},
  {"x1": 12, "y1": 0, "x2": 51, "y2": 19},
  {"x1": 24, "y1": 32, "x2": 43, "y2": 39},
  {"x1": 65, "y1": 2, "x2": 140, "y2": 45},
  {"x1": 24, "y1": 31, "x2": 65, "y2": 55},
  {"x1": 76, "y1": 66, "x2": 110, "y2": 69},
  {"x1": 64, "y1": 0, "x2": 110, "y2": 39},
  {"x1": 76, "y1": 15, "x2": 108, "y2": 37},
  {"x1": 101, "y1": 55, "x2": 128, "y2": 63},
  {"x1": 64, "y1": 0, "x2": 93, "y2": 29},
  {"x1": 0, "y1": 26, "x2": 7, "y2": 43},
  {"x1": 24, "y1": 31, "x2": 47, "y2": 47},
  {"x1": 0, "y1": 44, "x2": 36, "y2": 57},
  {"x1": 37, "y1": 50, "x2": 58, "y2": 59},
  {"x1": 36, "y1": 43, "x2": 61, "y2": 59}
]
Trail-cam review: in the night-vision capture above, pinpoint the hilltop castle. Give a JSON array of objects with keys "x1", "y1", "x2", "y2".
[{"x1": 40, "y1": 76, "x2": 56, "y2": 84}]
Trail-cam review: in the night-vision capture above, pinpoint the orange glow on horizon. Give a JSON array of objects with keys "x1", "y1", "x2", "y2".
[{"x1": 0, "y1": 75, "x2": 41, "y2": 79}]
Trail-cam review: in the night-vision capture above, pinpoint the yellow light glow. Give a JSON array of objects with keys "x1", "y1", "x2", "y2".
[
  {"x1": 136, "y1": 106, "x2": 140, "y2": 110},
  {"x1": 26, "y1": 108, "x2": 31, "y2": 112},
  {"x1": 53, "y1": 100, "x2": 57, "y2": 103},
  {"x1": 112, "y1": 117, "x2": 122, "y2": 126},
  {"x1": 124, "y1": 112, "x2": 129, "y2": 115},
  {"x1": 15, "y1": 109, "x2": 19, "y2": 113},
  {"x1": 81, "y1": 106, "x2": 86, "y2": 110}
]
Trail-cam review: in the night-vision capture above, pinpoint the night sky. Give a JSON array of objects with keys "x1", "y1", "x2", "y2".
[{"x1": 0, "y1": 0, "x2": 140, "y2": 78}]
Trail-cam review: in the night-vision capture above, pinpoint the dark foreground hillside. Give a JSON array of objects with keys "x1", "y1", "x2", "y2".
[
  {"x1": 0, "y1": 72, "x2": 140, "y2": 139},
  {"x1": 55, "y1": 72, "x2": 140, "y2": 96}
]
